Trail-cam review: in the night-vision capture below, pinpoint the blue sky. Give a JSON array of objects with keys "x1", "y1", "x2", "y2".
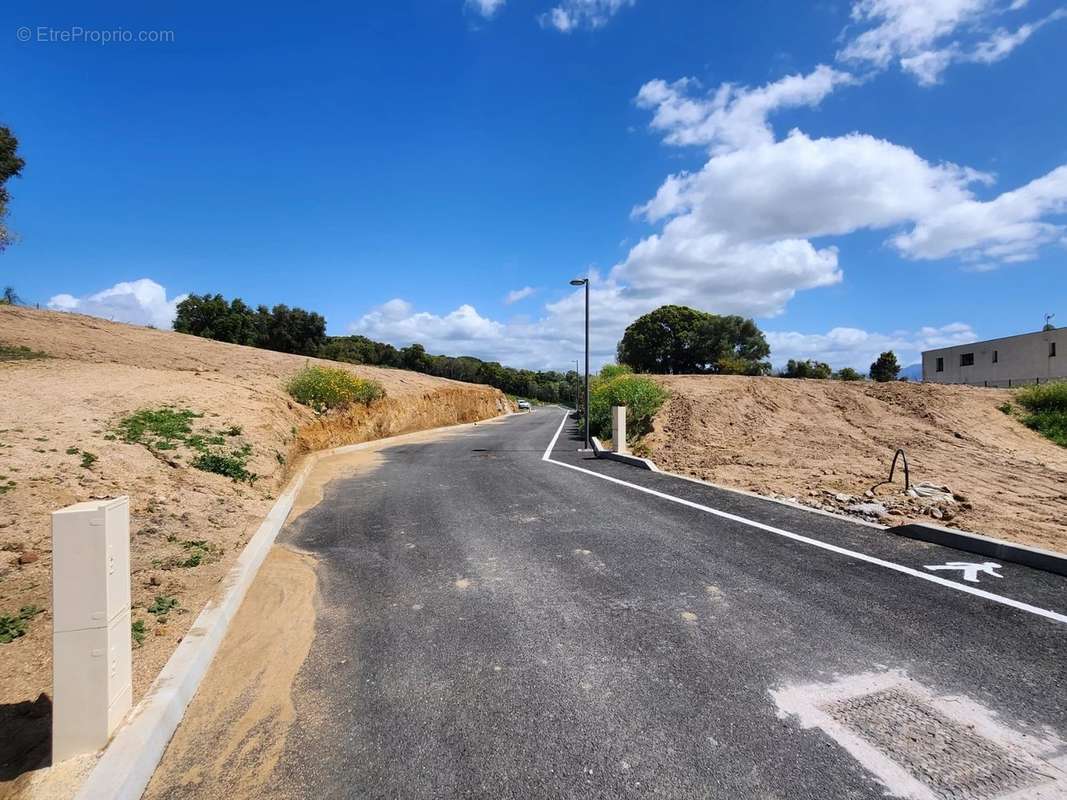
[{"x1": 2, "y1": 0, "x2": 1065, "y2": 370}]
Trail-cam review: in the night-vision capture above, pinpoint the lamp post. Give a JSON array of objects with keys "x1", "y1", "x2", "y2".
[{"x1": 570, "y1": 278, "x2": 590, "y2": 451}]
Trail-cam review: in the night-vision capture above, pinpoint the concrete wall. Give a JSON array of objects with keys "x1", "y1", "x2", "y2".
[{"x1": 922, "y1": 329, "x2": 1066, "y2": 386}]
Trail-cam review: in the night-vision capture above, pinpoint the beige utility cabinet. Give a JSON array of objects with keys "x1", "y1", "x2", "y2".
[{"x1": 51, "y1": 497, "x2": 132, "y2": 762}]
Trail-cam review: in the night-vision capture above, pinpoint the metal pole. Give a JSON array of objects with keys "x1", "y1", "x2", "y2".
[{"x1": 584, "y1": 280, "x2": 591, "y2": 451}]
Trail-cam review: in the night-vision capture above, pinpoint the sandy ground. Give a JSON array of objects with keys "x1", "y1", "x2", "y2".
[
  {"x1": 0, "y1": 306, "x2": 506, "y2": 795},
  {"x1": 646, "y1": 375, "x2": 1067, "y2": 552}
]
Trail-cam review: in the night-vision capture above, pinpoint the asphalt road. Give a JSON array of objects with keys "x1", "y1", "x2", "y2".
[{"x1": 261, "y1": 410, "x2": 1066, "y2": 798}]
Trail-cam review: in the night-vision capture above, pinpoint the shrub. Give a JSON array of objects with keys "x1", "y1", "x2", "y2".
[
  {"x1": 835, "y1": 367, "x2": 865, "y2": 382},
  {"x1": 286, "y1": 365, "x2": 385, "y2": 411},
  {"x1": 586, "y1": 371, "x2": 669, "y2": 442},
  {"x1": 780, "y1": 359, "x2": 832, "y2": 379},
  {"x1": 1015, "y1": 381, "x2": 1067, "y2": 447}
]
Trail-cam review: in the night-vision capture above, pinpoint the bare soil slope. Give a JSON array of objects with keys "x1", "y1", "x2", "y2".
[
  {"x1": 0, "y1": 306, "x2": 506, "y2": 783},
  {"x1": 647, "y1": 375, "x2": 1067, "y2": 551}
]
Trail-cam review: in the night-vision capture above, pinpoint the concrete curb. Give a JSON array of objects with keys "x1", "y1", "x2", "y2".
[
  {"x1": 590, "y1": 436, "x2": 659, "y2": 472},
  {"x1": 72, "y1": 414, "x2": 508, "y2": 800},
  {"x1": 890, "y1": 522, "x2": 1067, "y2": 578}
]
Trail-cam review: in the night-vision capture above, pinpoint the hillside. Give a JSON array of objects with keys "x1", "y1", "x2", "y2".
[
  {"x1": 0, "y1": 306, "x2": 507, "y2": 778},
  {"x1": 647, "y1": 375, "x2": 1067, "y2": 552}
]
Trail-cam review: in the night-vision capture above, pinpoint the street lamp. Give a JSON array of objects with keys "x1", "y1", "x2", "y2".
[{"x1": 570, "y1": 278, "x2": 591, "y2": 451}]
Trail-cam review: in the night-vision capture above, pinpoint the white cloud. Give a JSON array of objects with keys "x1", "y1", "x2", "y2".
[
  {"x1": 541, "y1": 0, "x2": 635, "y2": 32},
  {"x1": 839, "y1": 0, "x2": 994, "y2": 69},
  {"x1": 899, "y1": 9, "x2": 1066, "y2": 84},
  {"x1": 636, "y1": 129, "x2": 988, "y2": 237},
  {"x1": 466, "y1": 0, "x2": 506, "y2": 19},
  {"x1": 636, "y1": 66, "x2": 854, "y2": 154},
  {"x1": 353, "y1": 300, "x2": 504, "y2": 347},
  {"x1": 47, "y1": 279, "x2": 187, "y2": 329},
  {"x1": 766, "y1": 322, "x2": 978, "y2": 370},
  {"x1": 636, "y1": 125, "x2": 1065, "y2": 270},
  {"x1": 504, "y1": 286, "x2": 537, "y2": 304},
  {"x1": 839, "y1": 0, "x2": 1061, "y2": 84},
  {"x1": 892, "y1": 164, "x2": 1067, "y2": 262}
]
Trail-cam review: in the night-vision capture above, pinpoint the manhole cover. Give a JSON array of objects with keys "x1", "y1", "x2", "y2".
[{"x1": 825, "y1": 688, "x2": 1043, "y2": 799}]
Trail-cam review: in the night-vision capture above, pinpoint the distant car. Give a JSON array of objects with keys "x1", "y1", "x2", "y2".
[{"x1": 517, "y1": 400, "x2": 531, "y2": 410}]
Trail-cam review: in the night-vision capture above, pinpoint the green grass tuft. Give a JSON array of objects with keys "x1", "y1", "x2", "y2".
[
  {"x1": 147, "y1": 595, "x2": 179, "y2": 621},
  {"x1": 1014, "y1": 381, "x2": 1067, "y2": 447},
  {"x1": 115, "y1": 407, "x2": 201, "y2": 449},
  {"x1": 286, "y1": 365, "x2": 385, "y2": 412},
  {"x1": 0, "y1": 606, "x2": 42, "y2": 644},
  {"x1": 0, "y1": 343, "x2": 49, "y2": 362},
  {"x1": 131, "y1": 619, "x2": 147, "y2": 647}
]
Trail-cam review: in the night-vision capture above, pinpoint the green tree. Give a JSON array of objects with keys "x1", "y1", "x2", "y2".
[
  {"x1": 834, "y1": 367, "x2": 865, "y2": 381},
  {"x1": 780, "y1": 359, "x2": 833, "y2": 379},
  {"x1": 869, "y1": 351, "x2": 901, "y2": 383},
  {"x1": 0, "y1": 126, "x2": 26, "y2": 252},
  {"x1": 616, "y1": 305, "x2": 770, "y2": 375},
  {"x1": 400, "y1": 343, "x2": 432, "y2": 373},
  {"x1": 1, "y1": 286, "x2": 20, "y2": 306}
]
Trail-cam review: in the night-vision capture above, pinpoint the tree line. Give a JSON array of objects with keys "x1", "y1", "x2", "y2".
[
  {"x1": 174, "y1": 293, "x2": 905, "y2": 402},
  {"x1": 174, "y1": 293, "x2": 580, "y2": 404}
]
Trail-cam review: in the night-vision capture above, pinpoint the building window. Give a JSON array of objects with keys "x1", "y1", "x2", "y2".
[
  {"x1": 936, "y1": 357, "x2": 944, "y2": 372},
  {"x1": 992, "y1": 350, "x2": 998, "y2": 363},
  {"x1": 960, "y1": 353, "x2": 975, "y2": 367},
  {"x1": 1052, "y1": 342, "x2": 1058, "y2": 357}
]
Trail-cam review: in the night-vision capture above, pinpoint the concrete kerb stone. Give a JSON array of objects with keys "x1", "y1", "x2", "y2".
[
  {"x1": 890, "y1": 522, "x2": 1067, "y2": 578},
  {"x1": 71, "y1": 413, "x2": 510, "y2": 800}
]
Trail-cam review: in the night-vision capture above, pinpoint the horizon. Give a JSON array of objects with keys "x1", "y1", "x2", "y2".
[{"x1": 2, "y1": 1, "x2": 1065, "y2": 372}]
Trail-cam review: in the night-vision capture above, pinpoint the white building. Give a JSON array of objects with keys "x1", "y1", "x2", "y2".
[{"x1": 922, "y1": 328, "x2": 1065, "y2": 387}]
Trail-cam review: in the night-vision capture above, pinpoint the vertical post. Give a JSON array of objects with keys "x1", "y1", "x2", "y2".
[
  {"x1": 584, "y1": 280, "x2": 591, "y2": 451},
  {"x1": 52, "y1": 497, "x2": 132, "y2": 762},
  {"x1": 611, "y1": 406, "x2": 628, "y2": 454}
]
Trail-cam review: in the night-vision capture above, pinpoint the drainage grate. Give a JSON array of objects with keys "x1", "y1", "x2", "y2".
[{"x1": 825, "y1": 688, "x2": 1043, "y2": 800}]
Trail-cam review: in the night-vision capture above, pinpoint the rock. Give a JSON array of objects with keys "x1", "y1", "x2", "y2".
[
  {"x1": 17, "y1": 551, "x2": 40, "y2": 565},
  {"x1": 864, "y1": 490, "x2": 875, "y2": 499},
  {"x1": 931, "y1": 507, "x2": 944, "y2": 520},
  {"x1": 834, "y1": 493, "x2": 852, "y2": 503},
  {"x1": 911, "y1": 482, "x2": 954, "y2": 501},
  {"x1": 149, "y1": 575, "x2": 161, "y2": 586},
  {"x1": 847, "y1": 502, "x2": 888, "y2": 518}
]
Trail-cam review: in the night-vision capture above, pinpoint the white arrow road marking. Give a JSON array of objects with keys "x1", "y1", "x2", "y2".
[{"x1": 924, "y1": 562, "x2": 1003, "y2": 583}]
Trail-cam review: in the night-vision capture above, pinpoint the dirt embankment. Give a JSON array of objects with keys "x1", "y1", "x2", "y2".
[
  {"x1": 647, "y1": 375, "x2": 1067, "y2": 552},
  {"x1": 0, "y1": 305, "x2": 507, "y2": 786}
]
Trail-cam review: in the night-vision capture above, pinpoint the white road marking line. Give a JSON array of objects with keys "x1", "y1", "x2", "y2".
[{"x1": 541, "y1": 411, "x2": 1067, "y2": 626}]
